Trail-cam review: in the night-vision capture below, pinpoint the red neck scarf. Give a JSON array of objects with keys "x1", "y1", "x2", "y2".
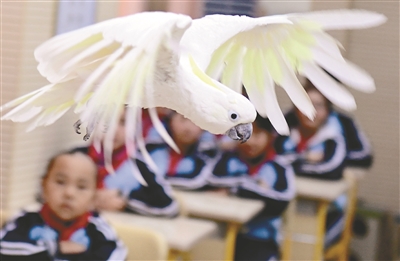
[
  {"x1": 142, "y1": 110, "x2": 153, "y2": 138},
  {"x1": 297, "y1": 134, "x2": 313, "y2": 153},
  {"x1": 244, "y1": 144, "x2": 276, "y2": 176},
  {"x1": 40, "y1": 204, "x2": 90, "y2": 241},
  {"x1": 88, "y1": 144, "x2": 128, "y2": 188},
  {"x1": 167, "y1": 150, "x2": 184, "y2": 177}
]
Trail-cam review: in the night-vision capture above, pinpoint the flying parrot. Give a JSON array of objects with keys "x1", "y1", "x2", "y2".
[{"x1": 0, "y1": 9, "x2": 386, "y2": 183}]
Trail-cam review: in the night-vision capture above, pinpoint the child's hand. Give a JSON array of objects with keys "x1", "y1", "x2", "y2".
[
  {"x1": 59, "y1": 240, "x2": 86, "y2": 254},
  {"x1": 209, "y1": 188, "x2": 231, "y2": 196},
  {"x1": 95, "y1": 189, "x2": 126, "y2": 211},
  {"x1": 306, "y1": 152, "x2": 324, "y2": 163}
]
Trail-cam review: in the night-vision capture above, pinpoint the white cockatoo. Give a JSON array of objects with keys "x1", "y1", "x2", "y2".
[{"x1": 0, "y1": 9, "x2": 386, "y2": 182}]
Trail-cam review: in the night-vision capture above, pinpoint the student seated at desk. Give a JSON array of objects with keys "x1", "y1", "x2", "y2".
[
  {"x1": 209, "y1": 114, "x2": 296, "y2": 261},
  {"x1": 0, "y1": 151, "x2": 127, "y2": 261},
  {"x1": 147, "y1": 111, "x2": 219, "y2": 190},
  {"x1": 276, "y1": 85, "x2": 348, "y2": 248},
  {"x1": 72, "y1": 111, "x2": 179, "y2": 217},
  {"x1": 284, "y1": 79, "x2": 373, "y2": 169}
]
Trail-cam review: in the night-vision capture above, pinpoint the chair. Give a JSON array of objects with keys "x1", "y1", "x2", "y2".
[{"x1": 111, "y1": 222, "x2": 169, "y2": 261}]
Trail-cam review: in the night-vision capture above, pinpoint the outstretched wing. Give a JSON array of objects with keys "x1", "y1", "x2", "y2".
[
  {"x1": 183, "y1": 9, "x2": 386, "y2": 135},
  {"x1": 1, "y1": 12, "x2": 192, "y2": 182}
]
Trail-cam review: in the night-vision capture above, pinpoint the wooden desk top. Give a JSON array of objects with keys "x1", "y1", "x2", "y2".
[
  {"x1": 344, "y1": 167, "x2": 367, "y2": 181},
  {"x1": 174, "y1": 190, "x2": 265, "y2": 224},
  {"x1": 295, "y1": 176, "x2": 349, "y2": 202},
  {"x1": 102, "y1": 211, "x2": 217, "y2": 251}
]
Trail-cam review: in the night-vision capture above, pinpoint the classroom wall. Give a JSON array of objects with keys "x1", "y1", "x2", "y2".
[
  {"x1": 1, "y1": 1, "x2": 61, "y2": 212},
  {"x1": 344, "y1": 0, "x2": 399, "y2": 214},
  {"x1": 0, "y1": 1, "x2": 110, "y2": 213}
]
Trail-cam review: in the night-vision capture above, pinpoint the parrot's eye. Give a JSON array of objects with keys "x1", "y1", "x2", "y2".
[{"x1": 229, "y1": 111, "x2": 239, "y2": 121}]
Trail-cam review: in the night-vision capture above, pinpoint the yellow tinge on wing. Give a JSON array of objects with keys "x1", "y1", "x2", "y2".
[{"x1": 189, "y1": 55, "x2": 219, "y2": 90}]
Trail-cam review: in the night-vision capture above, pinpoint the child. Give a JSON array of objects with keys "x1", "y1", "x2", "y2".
[
  {"x1": 276, "y1": 85, "x2": 348, "y2": 248},
  {"x1": 284, "y1": 79, "x2": 373, "y2": 169},
  {"x1": 0, "y1": 151, "x2": 127, "y2": 260},
  {"x1": 73, "y1": 111, "x2": 179, "y2": 217},
  {"x1": 210, "y1": 114, "x2": 296, "y2": 261},
  {"x1": 147, "y1": 111, "x2": 219, "y2": 190}
]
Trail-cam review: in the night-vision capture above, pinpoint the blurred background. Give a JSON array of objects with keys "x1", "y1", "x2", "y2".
[{"x1": 1, "y1": 0, "x2": 399, "y2": 260}]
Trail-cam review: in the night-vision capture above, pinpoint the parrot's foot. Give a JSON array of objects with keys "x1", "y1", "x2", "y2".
[
  {"x1": 84, "y1": 125, "x2": 93, "y2": 141},
  {"x1": 73, "y1": 120, "x2": 82, "y2": 134},
  {"x1": 74, "y1": 119, "x2": 92, "y2": 141},
  {"x1": 83, "y1": 133, "x2": 91, "y2": 141}
]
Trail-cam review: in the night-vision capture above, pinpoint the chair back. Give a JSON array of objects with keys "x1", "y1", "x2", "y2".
[{"x1": 111, "y1": 222, "x2": 169, "y2": 261}]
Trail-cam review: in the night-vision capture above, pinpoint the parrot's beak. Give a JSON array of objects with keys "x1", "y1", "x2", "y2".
[{"x1": 226, "y1": 123, "x2": 253, "y2": 143}]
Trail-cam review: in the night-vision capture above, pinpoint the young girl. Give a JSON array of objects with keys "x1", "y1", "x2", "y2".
[
  {"x1": 0, "y1": 151, "x2": 127, "y2": 260},
  {"x1": 209, "y1": 115, "x2": 296, "y2": 261},
  {"x1": 73, "y1": 112, "x2": 179, "y2": 217},
  {"x1": 276, "y1": 85, "x2": 348, "y2": 248},
  {"x1": 147, "y1": 112, "x2": 219, "y2": 190}
]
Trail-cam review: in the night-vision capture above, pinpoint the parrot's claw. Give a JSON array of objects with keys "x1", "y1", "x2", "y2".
[
  {"x1": 83, "y1": 133, "x2": 91, "y2": 141},
  {"x1": 73, "y1": 120, "x2": 82, "y2": 134},
  {"x1": 74, "y1": 119, "x2": 92, "y2": 141},
  {"x1": 84, "y1": 125, "x2": 93, "y2": 141}
]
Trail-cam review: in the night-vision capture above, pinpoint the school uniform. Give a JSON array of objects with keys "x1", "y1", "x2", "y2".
[
  {"x1": 0, "y1": 204, "x2": 127, "y2": 261},
  {"x1": 147, "y1": 135, "x2": 219, "y2": 190},
  {"x1": 210, "y1": 146, "x2": 296, "y2": 261},
  {"x1": 336, "y1": 112, "x2": 373, "y2": 168},
  {"x1": 276, "y1": 112, "x2": 348, "y2": 248},
  {"x1": 73, "y1": 146, "x2": 179, "y2": 217},
  {"x1": 285, "y1": 110, "x2": 373, "y2": 168}
]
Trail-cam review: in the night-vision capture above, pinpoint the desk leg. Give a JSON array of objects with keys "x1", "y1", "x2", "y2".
[
  {"x1": 168, "y1": 249, "x2": 191, "y2": 261},
  {"x1": 168, "y1": 249, "x2": 179, "y2": 261},
  {"x1": 314, "y1": 201, "x2": 329, "y2": 260},
  {"x1": 225, "y1": 222, "x2": 240, "y2": 261},
  {"x1": 181, "y1": 251, "x2": 191, "y2": 261}
]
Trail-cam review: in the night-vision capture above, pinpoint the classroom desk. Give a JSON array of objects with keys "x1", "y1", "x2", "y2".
[
  {"x1": 102, "y1": 211, "x2": 217, "y2": 261},
  {"x1": 10, "y1": 204, "x2": 216, "y2": 261},
  {"x1": 282, "y1": 176, "x2": 350, "y2": 261},
  {"x1": 174, "y1": 190, "x2": 265, "y2": 261}
]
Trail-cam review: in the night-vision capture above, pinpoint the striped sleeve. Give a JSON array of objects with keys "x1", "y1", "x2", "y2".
[
  {"x1": 0, "y1": 212, "x2": 51, "y2": 260},
  {"x1": 239, "y1": 161, "x2": 296, "y2": 202},
  {"x1": 209, "y1": 152, "x2": 247, "y2": 187},
  {"x1": 337, "y1": 113, "x2": 373, "y2": 168},
  {"x1": 85, "y1": 214, "x2": 127, "y2": 261},
  {"x1": 294, "y1": 136, "x2": 346, "y2": 180},
  {"x1": 125, "y1": 159, "x2": 179, "y2": 217}
]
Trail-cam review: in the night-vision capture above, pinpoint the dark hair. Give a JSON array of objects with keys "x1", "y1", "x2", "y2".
[
  {"x1": 304, "y1": 79, "x2": 333, "y2": 111},
  {"x1": 42, "y1": 150, "x2": 97, "y2": 181},
  {"x1": 253, "y1": 113, "x2": 274, "y2": 133}
]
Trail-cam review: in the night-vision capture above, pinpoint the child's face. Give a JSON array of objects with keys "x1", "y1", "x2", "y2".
[
  {"x1": 170, "y1": 113, "x2": 203, "y2": 145},
  {"x1": 296, "y1": 89, "x2": 329, "y2": 131},
  {"x1": 42, "y1": 153, "x2": 97, "y2": 221},
  {"x1": 237, "y1": 124, "x2": 270, "y2": 159}
]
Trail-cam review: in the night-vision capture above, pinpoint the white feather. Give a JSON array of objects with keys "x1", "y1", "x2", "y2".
[
  {"x1": 312, "y1": 47, "x2": 375, "y2": 92},
  {"x1": 301, "y1": 62, "x2": 357, "y2": 111},
  {"x1": 148, "y1": 108, "x2": 179, "y2": 153},
  {"x1": 289, "y1": 9, "x2": 387, "y2": 30}
]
